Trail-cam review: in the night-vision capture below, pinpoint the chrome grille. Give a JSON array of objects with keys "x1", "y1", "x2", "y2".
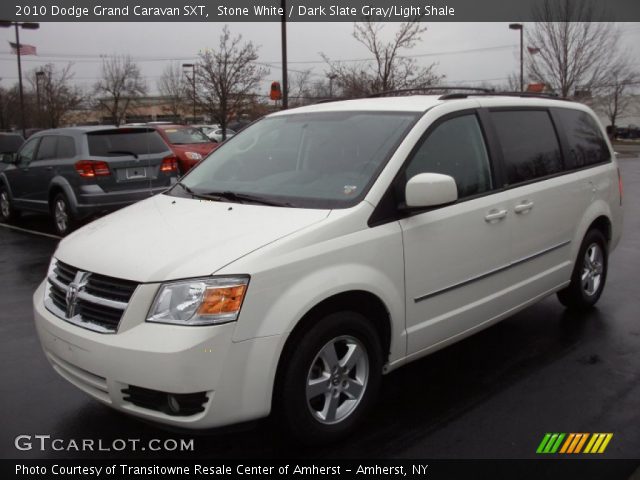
[{"x1": 44, "y1": 259, "x2": 138, "y2": 333}]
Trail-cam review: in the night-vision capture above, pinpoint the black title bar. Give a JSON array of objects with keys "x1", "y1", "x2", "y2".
[{"x1": 1, "y1": 0, "x2": 640, "y2": 22}]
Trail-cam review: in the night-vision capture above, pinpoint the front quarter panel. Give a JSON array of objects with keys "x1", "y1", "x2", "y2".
[{"x1": 224, "y1": 204, "x2": 407, "y2": 367}]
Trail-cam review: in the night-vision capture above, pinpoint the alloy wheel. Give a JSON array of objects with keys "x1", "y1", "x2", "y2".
[
  {"x1": 54, "y1": 198, "x2": 68, "y2": 233},
  {"x1": 582, "y1": 242, "x2": 604, "y2": 296},
  {"x1": 306, "y1": 335, "x2": 369, "y2": 425}
]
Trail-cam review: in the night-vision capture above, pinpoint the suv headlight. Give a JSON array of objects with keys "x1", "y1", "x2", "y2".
[{"x1": 147, "y1": 276, "x2": 249, "y2": 326}]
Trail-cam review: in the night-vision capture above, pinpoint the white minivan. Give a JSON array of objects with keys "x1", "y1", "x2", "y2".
[{"x1": 33, "y1": 94, "x2": 623, "y2": 443}]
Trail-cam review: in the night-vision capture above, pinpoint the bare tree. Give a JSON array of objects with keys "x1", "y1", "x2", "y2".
[
  {"x1": 196, "y1": 25, "x2": 269, "y2": 140},
  {"x1": 94, "y1": 55, "x2": 147, "y2": 125},
  {"x1": 287, "y1": 70, "x2": 313, "y2": 106},
  {"x1": 323, "y1": 20, "x2": 443, "y2": 97},
  {"x1": 28, "y1": 63, "x2": 84, "y2": 128},
  {"x1": 527, "y1": 0, "x2": 620, "y2": 98},
  {"x1": 157, "y1": 62, "x2": 187, "y2": 122},
  {"x1": 0, "y1": 84, "x2": 17, "y2": 130},
  {"x1": 596, "y1": 63, "x2": 639, "y2": 134}
]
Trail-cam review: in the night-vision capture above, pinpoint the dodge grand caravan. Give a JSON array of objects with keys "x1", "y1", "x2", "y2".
[{"x1": 33, "y1": 94, "x2": 623, "y2": 443}]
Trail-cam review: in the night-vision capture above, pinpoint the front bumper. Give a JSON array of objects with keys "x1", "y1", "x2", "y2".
[{"x1": 33, "y1": 280, "x2": 281, "y2": 429}]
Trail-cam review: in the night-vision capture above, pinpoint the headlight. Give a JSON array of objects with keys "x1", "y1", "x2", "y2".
[
  {"x1": 184, "y1": 151, "x2": 202, "y2": 160},
  {"x1": 147, "y1": 276, "x2": 249, "y2": 326}
]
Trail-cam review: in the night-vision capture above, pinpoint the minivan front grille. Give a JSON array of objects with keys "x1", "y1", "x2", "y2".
[{"x1": 44, "y1": 259, "x2": 138, "y2": 333}]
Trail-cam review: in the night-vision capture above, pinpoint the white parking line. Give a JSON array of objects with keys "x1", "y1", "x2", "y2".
[{"x1": 0, "y1": 222, "x2": 61, "y2": 240}]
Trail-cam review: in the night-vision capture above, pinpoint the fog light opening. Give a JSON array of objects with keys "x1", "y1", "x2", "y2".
[{"x1": 167, "y1": 394, "x2": 181, "y2": 414}]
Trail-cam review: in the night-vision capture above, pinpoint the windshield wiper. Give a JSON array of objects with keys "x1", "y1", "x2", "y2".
[
  {"x1": 175, "y1": 184, "x2": 291, "y2": 206},
  {"x1": 107, "y1": 150, "x2": 139, "y2": 158},
  {"x1": 174, "y1": 181, "x2": 210, "y2": 199},
  {"x1": 203, "y1": 190, "x2": 293, "y2": 207}
]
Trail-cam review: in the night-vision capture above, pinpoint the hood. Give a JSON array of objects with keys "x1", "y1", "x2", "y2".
[{"x1": 55, "y1": 194, "x2": 329, "y2": 283}]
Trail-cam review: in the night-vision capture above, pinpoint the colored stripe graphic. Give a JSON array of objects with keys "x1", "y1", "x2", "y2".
[
  {"x1": 536, "y1": 433, "x2": 566, "y2": 454},
  {"x1": 538, "y1": 433, "x2": 613, "y2": 454}
]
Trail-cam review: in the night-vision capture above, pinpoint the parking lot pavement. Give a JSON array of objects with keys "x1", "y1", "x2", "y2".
[{"x1": 1, "y1": 156, "x2": 639, "y2": 460}]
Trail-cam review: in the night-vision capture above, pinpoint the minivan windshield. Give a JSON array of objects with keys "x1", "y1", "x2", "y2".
[{"x1": 170, "y1": 111, "x2": 418, "y2": 208}]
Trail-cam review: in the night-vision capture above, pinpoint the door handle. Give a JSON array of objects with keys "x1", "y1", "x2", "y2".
[
  {"x1": 484, "y1": 209, "x2": 508, "y2": 222},
  {"x1": 514, "y1": 201, "x2": 534, "y2": 214},
  {"x1": 45, "y1": 166, "x2": 54, "y2": 171}
]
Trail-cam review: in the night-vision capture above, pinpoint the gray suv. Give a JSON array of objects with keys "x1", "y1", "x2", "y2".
[{"x1": 0, "y1": 126, "x2": 179, "y2": 235}]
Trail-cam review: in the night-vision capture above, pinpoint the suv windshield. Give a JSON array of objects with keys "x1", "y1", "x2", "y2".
[
  {"x1": 163, "y1": 127, "x2": 211, "y2": 144},
  {"x1": 87, "y1": 130, "x2": 168, "y2": 156},
  {"x1": 170, "y1": 111, "x2": 418, "y2": 208}
]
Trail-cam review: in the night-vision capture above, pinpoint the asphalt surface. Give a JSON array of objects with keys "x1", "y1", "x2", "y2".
[{"x1": 1, "y1": 157, "x2": 639, "y2": 462}]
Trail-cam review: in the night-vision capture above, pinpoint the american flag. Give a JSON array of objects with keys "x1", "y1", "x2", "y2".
[{"x1": 9, "y1": 41, "x2": 37, "y2": 56}]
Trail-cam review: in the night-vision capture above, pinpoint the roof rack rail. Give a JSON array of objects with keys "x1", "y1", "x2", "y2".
[
  {"x1": 439, "y1": 91, "x2": 564, "y2": 100},
  {"x1": 368, "y1": 86, "x2": 494, "y2": 98}
]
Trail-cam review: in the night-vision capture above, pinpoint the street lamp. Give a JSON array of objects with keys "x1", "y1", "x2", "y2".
[
  {"x1": 509, "y1": 23, "x2": 524, "y2": 92},
  {"x1": 0, "y1": 20, "x2": 40, "y2": 137},
  {"x1": 182, "y1": 63, "x2": 196, "y2": 124},
  {"x1": 281, "y1": 0, "x2": 288, "y2": 109},
  {"x1": 36, "y1": 70, "x2": 45, "y2": 127},
  {"x1": 328, "y1": 73, "x2": 338, "y2": 98}
]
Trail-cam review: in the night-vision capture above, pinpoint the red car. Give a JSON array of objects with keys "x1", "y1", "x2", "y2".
[{"x1": 153, "y1": 125, "x2": 217, "y2": 174}]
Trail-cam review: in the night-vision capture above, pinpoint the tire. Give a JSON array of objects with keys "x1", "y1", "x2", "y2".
[
  {"x1": 557, "y1": 229, "x2": 608, "y2": 310},
  {"x1": 0, "y1": 184, "x2": 19, "y2": 223},
  {"x1": 276, "y1": 311, "x2": 383, "y2": 444},
  {"x1": 50, "y1": 193, "x2": 76, "y2": 236}
]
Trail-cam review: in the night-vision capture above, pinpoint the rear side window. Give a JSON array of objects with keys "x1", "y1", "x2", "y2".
[
  {"x1": 87, "y1": 130, "x2": 168, "y2": 156},
  {"x1": 56, "y1": 136, "x2": 76, "y2": 159},
  {"x1": 36, "y1": 136, "x2": 57, "y2": 160},
  {"x1": 491, "y1": 110, "x2": 563, "y2": 185},
  {"x1": 555, "y1": 109, "x2": 610, "y2": 168},
  {"x1": 405, "y1": 114, "x2": 493, "y2": 199}
]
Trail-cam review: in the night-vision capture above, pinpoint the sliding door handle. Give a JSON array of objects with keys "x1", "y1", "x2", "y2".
[
  {"x1": 514, "y1": 201, "x2": 534, "y2": 214},
  {"x1": 485, "y1": 209, "x2": 508, "y2": 222}
]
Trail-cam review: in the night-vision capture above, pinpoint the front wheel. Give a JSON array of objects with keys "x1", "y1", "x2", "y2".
[
  {"x1": 557, "y1": 229, "x2": 608, "y2": 310},
  {"x1": 276, "y1": 311, "x2": 383, "y2": 444}
]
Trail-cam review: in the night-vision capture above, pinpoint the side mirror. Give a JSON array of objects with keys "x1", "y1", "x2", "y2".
[{"x1": 405, "y1": 173, "x2": 458, "y2": 208}]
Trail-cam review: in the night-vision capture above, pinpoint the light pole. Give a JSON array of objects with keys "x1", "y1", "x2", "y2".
[
  {"x1": 182, "y1": 63, "x2": 196, "y2": 123},
  {"x1": 281, "y1": 0, "x2": 288, "y2": 109},
  {"x1": 509, "y1": 23, "x2": 524, "y2": 92},
  {"x1": 36, "y1": 70, "x2": 44, "y2": 127},
  {"x1": 328, "y1": 73, "x2": 337, "y2": 98},
  {"x1": 0, "y1": 20, "x2": 40, "y2": 137}
]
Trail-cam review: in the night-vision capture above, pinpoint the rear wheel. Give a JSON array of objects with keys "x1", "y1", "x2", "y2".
[
  {"x1": 276, "y1": 311, "x2": 382, "y2": 444},
  {"x1": 0, "y1": 184, "x2": 19, "y2": 223},
  {"x1": 557, "y1": 229, "x2": 608, "y2": 310},
  {"x1": 51, "y1": 193, "x2": 76, "y2": 236}
]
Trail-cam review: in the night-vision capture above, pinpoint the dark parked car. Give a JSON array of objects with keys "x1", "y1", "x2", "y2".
[{"x1": 0, "y1": 126, "x2": 179, "y2": 235}]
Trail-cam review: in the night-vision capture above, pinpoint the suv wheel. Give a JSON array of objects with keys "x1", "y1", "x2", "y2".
[
  {"x1": 51, "y1": 193, "x2": 76, "y2": 236},
  {"x1": 277, "y1": 311, "x2": 382, "y2": 444},
  {"x1": 557, "y1": 229, "x2": 608, "y2": 310},
  {"x1": 0, "y1": 185, "x2": 19, "y2": 223}
]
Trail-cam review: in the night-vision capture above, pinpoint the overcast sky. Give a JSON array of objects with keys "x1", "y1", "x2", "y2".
[{"x1": 1, "y1": 22, "x2": 639, "y2": 96}]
